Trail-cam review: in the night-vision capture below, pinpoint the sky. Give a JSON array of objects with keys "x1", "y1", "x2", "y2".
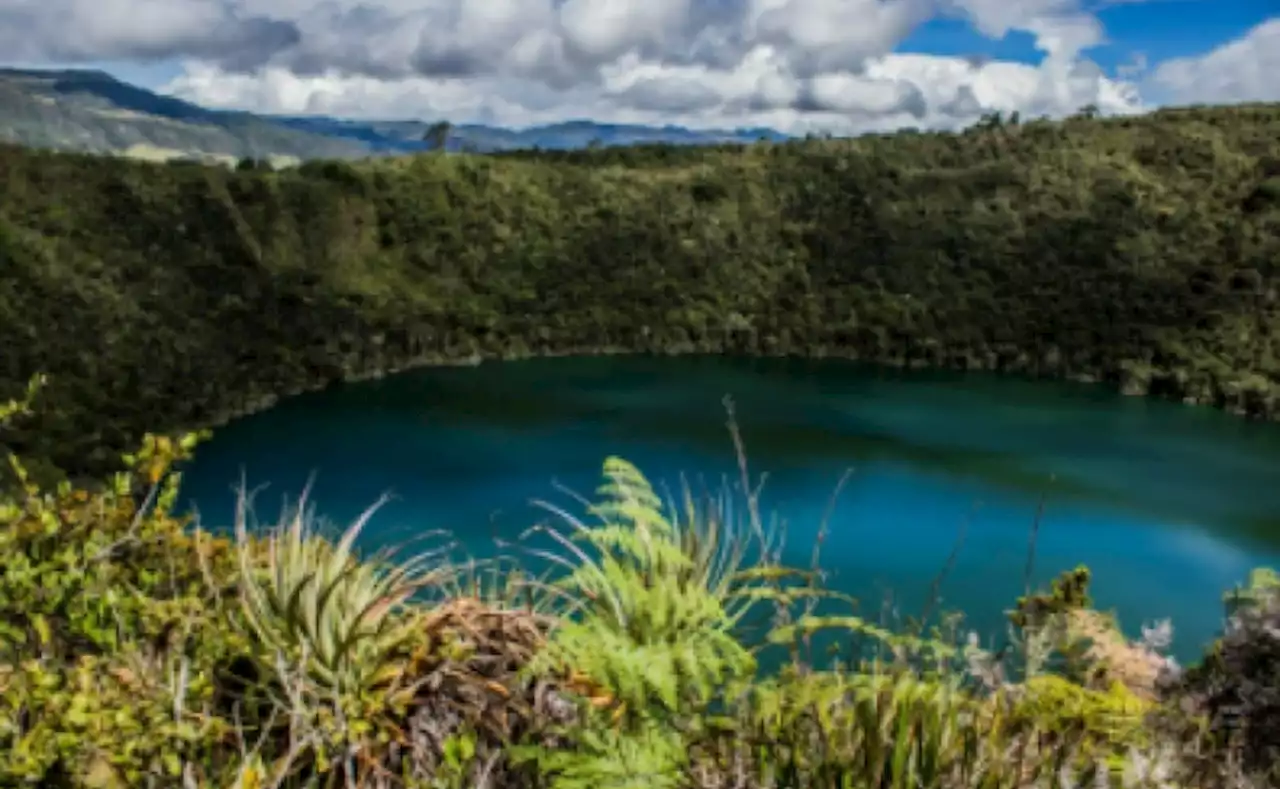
[{"x1": 0, "y1": 0, "x2": 1276, "y2": 134}]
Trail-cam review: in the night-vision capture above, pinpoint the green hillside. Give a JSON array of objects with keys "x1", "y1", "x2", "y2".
[{"x1": 2, "y1": 102, "x2": 1280, "y2": 481}]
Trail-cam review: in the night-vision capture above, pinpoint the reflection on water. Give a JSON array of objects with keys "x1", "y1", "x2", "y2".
[{"x1": 179, "y1": 355, "x2": 1280, "y2": 663}]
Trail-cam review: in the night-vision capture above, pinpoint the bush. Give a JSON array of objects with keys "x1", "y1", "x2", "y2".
[{"x1": 1166, "y1": 569, "x2": 1280, "y2": 783}]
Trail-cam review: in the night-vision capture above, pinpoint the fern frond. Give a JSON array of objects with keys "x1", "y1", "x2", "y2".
[{"x1": 528, "y1": 457, "x2": 790, "y2": 719}]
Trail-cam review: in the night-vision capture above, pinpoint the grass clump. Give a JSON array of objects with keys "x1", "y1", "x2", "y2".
[{"x1": 1, "y1": 381, "x2": 1276, "y2": 788}]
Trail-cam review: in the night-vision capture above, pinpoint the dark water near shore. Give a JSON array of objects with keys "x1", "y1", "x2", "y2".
[{"x1": 178, "y1": 355, "x2": 1280, "y2": 663}]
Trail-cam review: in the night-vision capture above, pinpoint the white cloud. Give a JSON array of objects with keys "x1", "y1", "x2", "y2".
[
  {"x1": 1149, "y1": 18, "x2": 1280, "y2": 105},
  {"x1": 161, "y1": 48, "x2": 1140, "y2": 135},
  {"x1": 946, "y1": 0, "x2": 1104, "y2": 58},
  {"x1": 150, "y1": 0, "x2": 1149, "y2": 134},
  {"x1": 0, "y1": 0, "x2": 297, "y2": 67},
  {"x1": 4, "y1": 0, "x2": 1275, "y2": 134}
]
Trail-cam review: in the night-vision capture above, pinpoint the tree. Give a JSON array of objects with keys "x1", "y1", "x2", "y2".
[
  {"x1": 423, "y1": 120, "x2": 452, "y2": 152},
  {"x1": 975, "y1": 111, "x2": 1005, "y2": 131}
]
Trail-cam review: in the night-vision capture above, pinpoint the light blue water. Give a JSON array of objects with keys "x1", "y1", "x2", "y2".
[{"x1": 177, "y1": 355, "x2": 1280, "y2": 664}]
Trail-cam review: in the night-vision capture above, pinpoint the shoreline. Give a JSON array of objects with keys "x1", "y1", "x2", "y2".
[{"x1": 198, "y1": 341, "x2": 1272, "y2": 436}]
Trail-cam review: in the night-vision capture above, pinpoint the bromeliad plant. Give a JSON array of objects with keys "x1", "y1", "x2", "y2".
[
  {"x1": 230, "y1": 485, "x2": 469, "y2": 786},
  {"x1": 234, "y1": 485, "x2": 454, "y2": 701},
  {"x1": 232, "y1": 476, "x2": 463, "y2": 768}
]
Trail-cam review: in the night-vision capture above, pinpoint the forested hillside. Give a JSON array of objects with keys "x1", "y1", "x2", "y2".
[{"x1": 2, "y1": 103, "x2": 1280, "y2": 480}]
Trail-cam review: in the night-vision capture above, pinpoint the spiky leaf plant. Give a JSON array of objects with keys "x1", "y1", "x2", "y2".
[
  {"x1": 738, "y1": 666, "x2": 1021, "y2": 789},
  {"x1": 234, "y1": 484, "x2": 452, "y2": 700}
]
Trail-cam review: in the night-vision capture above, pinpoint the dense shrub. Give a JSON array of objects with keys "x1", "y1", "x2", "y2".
[{"x1": 1164, "y1": 570, "x2": 1280, "y2": 782}]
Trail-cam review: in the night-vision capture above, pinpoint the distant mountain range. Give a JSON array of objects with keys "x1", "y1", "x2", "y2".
[{"x1": 0, "y1": 67, "x2": 790, "y2": 164}]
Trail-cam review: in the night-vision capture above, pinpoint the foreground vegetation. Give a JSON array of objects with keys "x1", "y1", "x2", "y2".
[
  {"x1": 3, "y1": 382, "x2": 1277, "y2": 789},
  {"x1": 3, "y1": 102, "x2": 1280, "y2": 482}
]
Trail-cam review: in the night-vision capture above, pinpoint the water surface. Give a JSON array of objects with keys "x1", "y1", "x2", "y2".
[{"x1": 179, "y1": 356, "x2": 1280, "y2": 663}]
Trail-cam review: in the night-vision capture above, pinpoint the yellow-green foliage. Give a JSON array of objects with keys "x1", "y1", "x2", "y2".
[
  {"x1": 0, "y1": 431, "x2": 223, "y2": 659},
  {"x1": 0, "y1": 411, "x2": 247, "y2": 785},
  {"x1": 1011, "y1": 674, "x2": 1154, "y2": 753},
  {"x1": 1, "y1": 653, "x2": 232, "y2": 787},
  {"x1": 739, "y1": 642, "x2": 1153, "y2": 788},
  {"x1": 1009, "y1": 566, "x2": 1093, "y2": 631},
  {"x1": 1224, "y1": 567, "x2": 1280, "y2": 615}
]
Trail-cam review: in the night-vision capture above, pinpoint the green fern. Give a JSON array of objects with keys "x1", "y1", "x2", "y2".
[
  {"x1": 519, "y1": 457, "x2": 793, "y2": 789},
  {"x1": 511, "y1": 720, "x2": 686, "y2": 789},
  {"x1": 528, "y1": 456, "x2": 775, "y2": 714}
]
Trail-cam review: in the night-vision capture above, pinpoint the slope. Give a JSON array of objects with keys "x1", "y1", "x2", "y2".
[{"x1": 1, "y1": 103, "x2": 1278, "y2": 481}]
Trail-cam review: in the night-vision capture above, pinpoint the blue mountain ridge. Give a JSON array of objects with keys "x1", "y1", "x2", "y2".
[
  {"x1": 267, "y1": 114, "x2": 791, "y2": 153},
  {"x1": 0, "y1": 66, "x2": 791, "y2": 158}
]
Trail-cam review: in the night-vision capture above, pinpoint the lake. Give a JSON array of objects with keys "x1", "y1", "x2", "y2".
[{"x1": 177, "y1": 355, "x2": 1280, "y2": 664}]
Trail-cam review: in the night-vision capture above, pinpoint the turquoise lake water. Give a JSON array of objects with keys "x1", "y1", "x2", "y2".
[{"x1": 177, "y1": 355, "x2": 1280, "y2": 664}]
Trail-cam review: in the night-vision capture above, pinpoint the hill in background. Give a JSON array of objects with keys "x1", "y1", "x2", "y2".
[{"x1": 0, "y1": 67, "x2": 790, "y2": 162}]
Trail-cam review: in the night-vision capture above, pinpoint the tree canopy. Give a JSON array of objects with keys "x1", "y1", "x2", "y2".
[{"x1": 2, "y1": 102, "x2": 1279, "y2": 481}]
